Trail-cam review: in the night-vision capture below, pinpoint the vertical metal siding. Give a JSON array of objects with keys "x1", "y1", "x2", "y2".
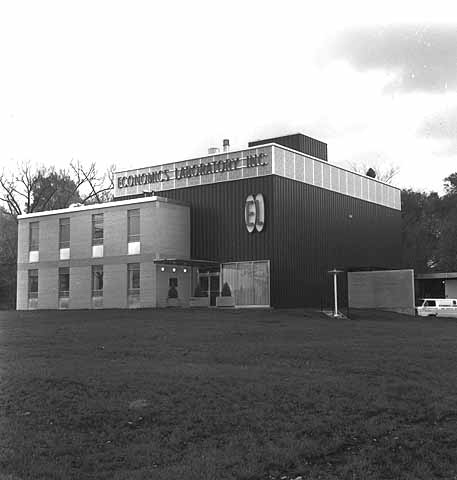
[
  {"x1": 159, "y1": 177, "x2": 275, "y2": 263},
  {"x1": 156, "y1": 175, "x2": 401, "y2": 308},
  {"x1": 271, "y1": 176, "x2": 401, "y2": 308}
]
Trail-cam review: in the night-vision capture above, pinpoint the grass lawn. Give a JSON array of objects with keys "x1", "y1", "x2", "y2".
[{"x1": 1, "y1": 308, "x2": 457, "y2": 480}]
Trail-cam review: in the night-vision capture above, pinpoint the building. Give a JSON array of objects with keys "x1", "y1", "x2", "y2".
[
  {"x1": 17, "y1": 133, "x2": 402, "y2": 310},
  {"x1": 415, "y1": 272, "x2": 457, "y2": 299},
  {"x1": 17, "y1": 197, "x2": 191, "y2": 310}
]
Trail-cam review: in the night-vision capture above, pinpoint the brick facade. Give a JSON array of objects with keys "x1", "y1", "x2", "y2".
[{"x1": 16, "y1": 197, "x2": 190, "y2": 310}]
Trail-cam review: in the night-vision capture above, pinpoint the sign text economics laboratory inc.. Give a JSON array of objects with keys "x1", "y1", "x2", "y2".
[{"x1": 117, "y1": 153, "x2": 268, "y2": 189}]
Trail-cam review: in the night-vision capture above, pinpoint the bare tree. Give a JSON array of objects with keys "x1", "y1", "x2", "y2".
[
  {"x1": 0, "y1": 162, "x2": 34, "y2": 216},
  {"x1": 69, "y1": 160, "x2": 115, "y2": 205},
  {"x1": 347, "y1": 161, "x2": 400, "y2": 184},
  {"x1": 0, "y1": 160, "x2": 115, "y2": 217}
]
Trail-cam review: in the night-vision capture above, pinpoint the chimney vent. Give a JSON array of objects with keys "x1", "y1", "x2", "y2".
[{"x1": 223, "y1": 139, "x2": 230, "y2": 152}]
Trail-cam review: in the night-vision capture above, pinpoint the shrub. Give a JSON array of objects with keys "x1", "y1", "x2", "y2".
[
  {"x1": 221, "y1": 282, "x2": 232, "y2": 297},
  {"x1": 168, "y1": 285, "x2": 178, "y2": 299}
]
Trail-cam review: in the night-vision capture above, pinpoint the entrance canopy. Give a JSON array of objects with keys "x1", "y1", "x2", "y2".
[{"x1": 153, "y1": 258, "x2": 220, "y2": 268}]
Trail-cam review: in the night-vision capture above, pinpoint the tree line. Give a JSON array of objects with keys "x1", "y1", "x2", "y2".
[{"x1": 401, "y1": 173, "x2": 457, "y2": 273}]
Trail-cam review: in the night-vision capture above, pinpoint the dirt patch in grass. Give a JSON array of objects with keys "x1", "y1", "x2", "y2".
[{"x1": 1, "y1": 308, "x2": 457, "y2": 479}]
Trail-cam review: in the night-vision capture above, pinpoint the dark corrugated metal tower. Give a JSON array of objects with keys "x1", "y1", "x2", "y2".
[{"x1": 248, "y1": 133, "x2": 328, "y2": 161}]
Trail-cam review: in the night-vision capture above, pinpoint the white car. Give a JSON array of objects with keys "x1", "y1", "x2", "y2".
[{"x1": 416, "y1": 298, "x2": 457, "y2": 317}]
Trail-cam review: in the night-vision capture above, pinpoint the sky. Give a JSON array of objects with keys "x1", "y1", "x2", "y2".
[{"x1": 1, "y1": 0, "x2": 456, "y2": 193}]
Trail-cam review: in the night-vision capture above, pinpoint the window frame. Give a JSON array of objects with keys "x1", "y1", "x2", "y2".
[
  {"x1": 127, "y1": 209, "x2": 140, "y2": 244},
  {"x1": 29, "y1": 222, "x2": 39, "y2": 252},
  {"x1": 28, "y1": 269, "x2": 39, "y2": 299},
  {"x1": 127, "y1": 263, "x2": 140, "y2": 296},
  {"x1": 92, "y1": 265, "x2": 104, "y2": 297},
  {"x1": 59, "y1": 217, "x2": 70, "y2": 249},
  {"x1": 58, "y1": 267, "x2": 70, "y2": 298},
  {"x1": 92, "y1": 213, "x2": 104, "y2": 246}
]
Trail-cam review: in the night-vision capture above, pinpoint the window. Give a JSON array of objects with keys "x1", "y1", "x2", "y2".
[
  {"x1": 92, "y1": 265, "x2": 103, "y2": 297},
  {"x1": 168, "y1": 278, "x2": 178, "y2": 299},
  {"x1": 29, "y1": 222, "x2": 39, "y2": 251},
  {"x1": 221, "y1": 260, "x2": 270, "y2": 307},
  {"x1": 127, "y1": 209, "x2": 140, "y2": 243},
  {"x1": 59, "y1": 218, "x2": 70, "y2": 249},
  {"x1": 424, "y1": 300, "x2": 436, "y2": 307},
  {"x1": 127, "y1": 263, "x2": 140, "y2": 295},
  {"x1": 92, "y1": 214, "x2": 104, "y2": 245},
  {"x1": 28, "y1": 270, "x2": 38, "y2": 299},
  {"x1": 58, "y1": 267, "x2": 70, "y2": 298}
]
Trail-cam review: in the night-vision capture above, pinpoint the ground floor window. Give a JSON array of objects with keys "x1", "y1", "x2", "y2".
[
  {"x1": 28, "y1": 269, "x2": 38, "y2": 299},
  {"x1": 221, "y1": 260, "x2": 270, "y2": 307},
  {"x1": 58, "y1": 267, "x2": 70, "y2": 298},
  {"x1": 127, "y1": 263, "x2": 140, "y2": 308},
  {"x1": 28, "y1": 269, "x2": 39, "y2": 309},
  {"x1": 127, "y1": 263, "x2": 140, "y2": 294},
  {"x1": 92, "y1": 265, "x2": 104, "y2": 297},
  {"x1": 168, "y1": 277, "x2": 178, "y2": 298}
]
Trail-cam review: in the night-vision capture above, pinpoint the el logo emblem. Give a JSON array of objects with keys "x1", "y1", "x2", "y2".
[{"x1": 245, "y1": 193, "x2": 265, "y2": 233}]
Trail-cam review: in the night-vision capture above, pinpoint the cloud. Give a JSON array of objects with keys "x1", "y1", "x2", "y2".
[
  {"x1": 419, "y1": 106, "x2": 457, "y2": 159},
  {"x1": 326, "y1": 25, "x2": 457, "y2": 92},
  {"x1": 420, "y1": 106, "x2": 457, "y2": 140}
]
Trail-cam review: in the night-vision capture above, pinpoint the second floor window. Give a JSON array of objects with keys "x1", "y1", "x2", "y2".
[
  {"x1": 92, "y1": 214, "x2": 104, "y2": 245},
  {"x1": 92, "y1": 265, "x2": 104, "y2": 297},
  {"x1": 29, "y1": 222, "x2": 39, "y2": 251},
  {"x1": 127, "y1": 209, "x2": 140, "y2": 243},
  {"x1": 28, "y1": 269, "x2": 38, "y2": 299},
  {"x1": 58, "y1": 267, "x2": 70, "y2": 298},
  {"x1": 59, "y1": 218, "x2": 70, "y2": 249}
]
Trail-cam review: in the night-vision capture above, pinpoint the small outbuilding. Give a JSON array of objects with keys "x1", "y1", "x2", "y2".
[{"x1": 415, "y1": 272, "x2": 457, "y2": 300}]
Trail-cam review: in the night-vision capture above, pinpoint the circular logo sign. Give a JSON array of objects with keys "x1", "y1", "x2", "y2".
[{"x1": 245, "y1": 193, "x2": 265, "y2": 233}]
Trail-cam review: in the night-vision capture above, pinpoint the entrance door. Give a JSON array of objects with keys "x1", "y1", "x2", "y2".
[
  {"x1": 198, "y1": 271, "x2": 220, "y2": 306},
  {"x1": 209, "y1": 275, "x2": 220, "y2": 307}
]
